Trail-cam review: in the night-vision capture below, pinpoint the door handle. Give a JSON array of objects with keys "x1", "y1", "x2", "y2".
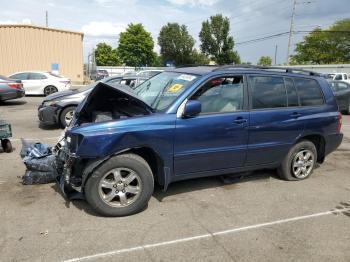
[
  {"x1": 233, "y1": 118, "x2": 247, "y2": 124},
  {"x1": 291, "y1": 112, "x2": 302, "y2": 118}
]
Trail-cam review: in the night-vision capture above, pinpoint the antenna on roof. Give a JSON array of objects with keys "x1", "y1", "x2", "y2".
[{"x1": 45, "y1": 11, "x2": 48, "y2": 27}]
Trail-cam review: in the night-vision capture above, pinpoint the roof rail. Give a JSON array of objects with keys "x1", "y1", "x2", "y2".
[
  {"x1": 175, "y1": 64, "x2": 218, "y2": 68},
  {"x1": 213, "y1": 64, "x2": 321, "y2": 76}
]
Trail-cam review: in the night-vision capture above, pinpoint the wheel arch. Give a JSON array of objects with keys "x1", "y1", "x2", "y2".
[
  {"x1": 295, "y1": 134, "x2": 326, "y2": 163},
  {"x1": 81, "y1": 146, "x2": 166, "y2": 190}
]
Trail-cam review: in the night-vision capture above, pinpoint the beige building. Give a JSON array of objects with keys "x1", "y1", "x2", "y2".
[{"x1": 0, "y1": 24, "x2": 84, "y2": 84}]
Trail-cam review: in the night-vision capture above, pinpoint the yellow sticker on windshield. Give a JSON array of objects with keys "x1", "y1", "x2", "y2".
[{"x1": 168, "y1": 84, "x2": 184, "y2": 93}]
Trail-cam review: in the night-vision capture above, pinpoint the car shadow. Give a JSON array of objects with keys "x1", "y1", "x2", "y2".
[
  {"x1": 52, "y1": 169, "x2": 278, "y2": 217},
  {"x1": 153, "y1": 169, "x2": 277, "y2": 202},
  {"x1": 0, "y1": 99, "x2": 27, "y2": 106},
  {"x1": 38, "y1": 122, "x2": 60, "y2": 130}
]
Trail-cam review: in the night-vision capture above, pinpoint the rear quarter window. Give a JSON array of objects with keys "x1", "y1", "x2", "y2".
[{"x1": 293, "y1": 78, "x2": 324, "y2": 106}]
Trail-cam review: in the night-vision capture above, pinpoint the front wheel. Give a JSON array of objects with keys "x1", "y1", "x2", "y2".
[
  {"x1": 278, "y1": 140, "x2": 317, "y2": 181},
  {"x1": 85, "y1": 153, "x2": 154, "y2": 216},
  {"x1": 59, "y1": 106, "x2": 76, "y2": 128}
]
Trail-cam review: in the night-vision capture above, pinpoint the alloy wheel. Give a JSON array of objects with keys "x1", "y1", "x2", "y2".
[
  {"x1": 98, "y1": 168, "x2": 142, "y2": 207},
  {"x1": 292, "y1": 149, "x2": 314, "y2": 179},
  {"x1": 64, "y1": 110, "x2": 74, "y2": 126}
]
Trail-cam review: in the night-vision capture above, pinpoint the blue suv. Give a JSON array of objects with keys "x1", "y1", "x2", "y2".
[{"x1": 59, "y1": 66, "x2": 343, "y2": 216}]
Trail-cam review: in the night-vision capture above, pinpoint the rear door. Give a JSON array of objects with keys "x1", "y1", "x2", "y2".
[
  {"x1": 27, "y1": 73, "x2": 47, "y2": 94},
  {"x1": 174, "y1": 74, "x2": 249, "y2": 175},
  {"x1": 246, "y1": 75, "x2": 305, "y2": 166}
]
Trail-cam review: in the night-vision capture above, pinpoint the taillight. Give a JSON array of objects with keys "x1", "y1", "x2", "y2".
[
  {"x1": 7, "y1": 83, "x2": 23, "y2": 89},
  {"x1": 337, "y1": 112, "x2": 342, "y2": 133},
  {"x1": 60, "y1": 80, "x2": 70, "y2": 85}
]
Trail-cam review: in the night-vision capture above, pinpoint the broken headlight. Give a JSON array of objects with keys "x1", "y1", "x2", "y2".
[{"x1": 65, "y1": 134, "x2": 83, "y2": 153}]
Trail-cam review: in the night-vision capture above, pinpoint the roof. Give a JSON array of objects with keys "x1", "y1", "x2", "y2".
[
  {"x1": 167, "y1": 66, "x2": 219, "y2": 75},
  {"x1": 0, "y1": 24, "x2": 84, "y2": 36},
  {"x1": 167, "y1": 65, "x2": 320, "y2": 77}
]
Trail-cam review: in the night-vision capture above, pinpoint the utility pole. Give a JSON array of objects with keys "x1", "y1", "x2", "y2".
[
  {"x1": 274, "y1": 45, "x2": 278, "y2": 65},
  {"x1": 286, "y1": 0, "x2": 297, "y2": 65},
  {"x1": 45, "y1": 11, "x2": 48, "y2": 27}
]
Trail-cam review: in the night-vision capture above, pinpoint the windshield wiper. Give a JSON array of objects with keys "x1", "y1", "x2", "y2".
[{"x1": 150, "y1": 79, "x2": 173, "y2": 108}]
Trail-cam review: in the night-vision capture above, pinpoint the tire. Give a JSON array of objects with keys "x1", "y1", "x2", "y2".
[
  {"x1": 278, "y1": 140, "x2": 317, "y2": 181},
  {"x1": 85, "y1": 153, "x2": 154, "y2": 217},
  {"x1": 1, "y1": 139, "x2": 13, "y2": 153},
  {"x1": 44, "y1": 85, "x2": 58, "y2": 96},
  {"x1": 59, "y1": 106, "x2": 76, "y2": 128}
]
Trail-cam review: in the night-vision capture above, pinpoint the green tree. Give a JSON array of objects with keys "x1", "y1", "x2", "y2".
[
  {"x1": 95, "y1": 43, "x2": 121, "y2": 66},
  {"x1": 158, "y1": 23, "x2": 195, "y2": 66},
  {"x1": 190, "y1": 49, "x2": 210, "y2": 65},
  {"x1": 291, "y1": 18, "x2": 350, "y2": 64},
  {"x1": 151, "y1": 52, "x2": 164, "y2": 67},
  {"x1": 199, "y1": 14, "x2": 240, "y2": 65},
  {"x1": 257, "y1": 56, "x2": 273, "y2": 66},
  {"x1": 118, "y1": 23, "x2": 155, "y2": 67}
]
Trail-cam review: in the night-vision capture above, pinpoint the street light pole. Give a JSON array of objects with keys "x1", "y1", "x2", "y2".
[
  {"x1": 286, "y1": 0, "x2": 297, "y2": 65},
  {"x1": 275, "y1": 45, "x2": 278, "y2": 65}
]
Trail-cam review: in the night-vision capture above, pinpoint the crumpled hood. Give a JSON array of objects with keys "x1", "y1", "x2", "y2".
[
  {"x1": 75, "y1": 82, "x2": 153, "y2": 114},
  {"x1": 70, "y1": 82, "x2": 154, "y2": 127}
]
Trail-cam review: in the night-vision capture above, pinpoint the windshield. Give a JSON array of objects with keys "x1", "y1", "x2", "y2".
[{"x1": 134, "y1": 71, "x2": 198, "y2": 110}]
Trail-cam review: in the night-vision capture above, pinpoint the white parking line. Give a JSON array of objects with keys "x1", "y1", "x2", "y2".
[{"x1": 62, "y1": 207, "x2": 350, "y2": 262}]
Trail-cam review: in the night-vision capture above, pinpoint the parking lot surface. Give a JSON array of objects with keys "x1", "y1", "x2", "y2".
[{"x1": 1, "y1": 97, "x2": 350, "y2": 262}]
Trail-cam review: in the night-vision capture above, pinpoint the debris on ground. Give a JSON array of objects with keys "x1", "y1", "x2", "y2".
[
  {"x1": 20, "y1": 139, "x2": 59, "y2": 185},
  {"x1": 40, "y1": 230, "x2": 49, "y2": 236}
]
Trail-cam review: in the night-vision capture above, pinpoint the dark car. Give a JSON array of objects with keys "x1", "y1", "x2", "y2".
[
  {"x1": 328, "y1": 80, "x2": 350, "y2": 114},
  {"x1": 95, "y1": 70, "x2": 109, "y2": 81},
  {"x1": 0, "y1": 75, "x2": 25, "y2": 102},
  {"x1": 55, "y1": 65, "x2": 342, "y2": 216}
]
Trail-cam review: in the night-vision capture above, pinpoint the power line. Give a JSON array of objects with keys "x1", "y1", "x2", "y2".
[{"x1": 236, "y1": 30, "x2": 350, "y2": 46}]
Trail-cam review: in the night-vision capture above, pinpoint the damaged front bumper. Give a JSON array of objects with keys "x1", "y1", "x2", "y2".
[{"x1": 55, "y1": 137, "x2": 85, "y2": 200}]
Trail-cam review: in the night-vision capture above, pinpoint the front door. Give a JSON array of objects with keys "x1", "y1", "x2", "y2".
[{"x1": 174, "y1": 75, "x2": 249, "y2": 176}]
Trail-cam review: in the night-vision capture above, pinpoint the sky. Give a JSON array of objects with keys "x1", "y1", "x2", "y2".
[{"x1": 1, "y1": 0, "x2": 349, "y2": 64}]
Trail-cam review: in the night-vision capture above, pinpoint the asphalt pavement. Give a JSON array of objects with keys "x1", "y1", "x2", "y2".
[{"x1": 0, "y1": 96, "x2": 350, "y2": 262}]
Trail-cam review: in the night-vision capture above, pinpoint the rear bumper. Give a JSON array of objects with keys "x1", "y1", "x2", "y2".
[
  {"x1": 325, "y1": 133, "x2": 343, "y2": 156},
  {"x1": 0, "y1": 89, "x2": 25, "y2": 101}
]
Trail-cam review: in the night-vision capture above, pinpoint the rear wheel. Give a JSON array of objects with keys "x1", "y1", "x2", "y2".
[
  {"x1": 1, "y1": 139, "x2": 12, "y2": 153},
  {"x1": 59, "y1": 106, "x2": 76, "y2": 127},
  {"x1": 278, "y1": 140, "x2": 317, "y2": 181},
  {"x1": 85, "y1": 153, "x2": 154, "y2": 216},
  {"x1": 44, "y1": 85, "x2": 58, "y2": 96}
]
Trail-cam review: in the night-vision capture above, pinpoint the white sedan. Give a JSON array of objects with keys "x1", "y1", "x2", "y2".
[{"x1": 8, "y1": 71, "x2": 71, "y2": 96}]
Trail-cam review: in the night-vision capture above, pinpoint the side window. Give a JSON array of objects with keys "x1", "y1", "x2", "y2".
[
  {"x1": 284, "y1": 78, "x2": 299, "y2": 107},
  {"x1": 344, "y1": 74, "x2": 348, "y2": 80},
  {"x1": 10, "y1": 73, "x2": 28, "y2": 80},
  {"x1": 191, "y1": 76, "x2": 244, "y2": 114},
  {"x1": 29, "y1": 73, "x2": 47, "y2": 80},
  {"x1": 334, "y1": 74, "x2": 342, "y2": 81},
  {"x1": 337, "y1": 82, "x2": 349, "y2": 90},
  {"x1": 293, "y1": 78, "x2": 324, "y2": 106},
  {"x1": 249, "y1": 76, "x2": 287, "y2": 109},
  {"x1": 329, "y1": 82, "x2": 338, "y2": 92}
]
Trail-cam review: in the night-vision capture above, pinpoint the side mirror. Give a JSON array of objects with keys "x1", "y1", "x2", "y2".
[{"x1": 183, "y1": 100, "x2": 201, "y2": 118}]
